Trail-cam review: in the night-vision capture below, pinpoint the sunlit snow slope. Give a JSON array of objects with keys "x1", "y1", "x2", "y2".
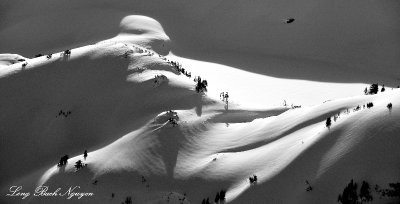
[{"x1": 1, "y1": 6, "x2": 399, "y2": 204}]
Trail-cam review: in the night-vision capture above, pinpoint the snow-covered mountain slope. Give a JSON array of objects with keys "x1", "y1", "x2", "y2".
[
  {"x1": 1, "y1": 0, "x2": 400, "y2": 85},
  {"x1": 0, "y1": 54, "x2": 27, "y2": 67},
  {"x1": 1, "y1": 12, "x2": 399, "y2": 204},
  {"x1": 5, "y1": 73, "x2": 399, "y2": 203}
]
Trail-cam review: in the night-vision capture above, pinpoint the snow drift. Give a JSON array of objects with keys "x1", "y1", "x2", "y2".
[{"x1": 1, "y1": 2, "x2": 400, "y2": 203}]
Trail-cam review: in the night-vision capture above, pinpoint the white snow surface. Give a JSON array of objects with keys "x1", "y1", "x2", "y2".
[{"x1": 1, "y1": 2, "x2": 400, "y2": 204}]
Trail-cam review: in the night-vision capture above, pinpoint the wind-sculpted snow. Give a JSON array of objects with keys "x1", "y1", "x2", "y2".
[{"x1": 1, "y1": 14, "x2": 400, "y2": 204}]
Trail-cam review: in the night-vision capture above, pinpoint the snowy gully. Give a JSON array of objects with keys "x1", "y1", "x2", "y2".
[{"x1": 5, "y1": 185, "x2": 94, "y2": 199}]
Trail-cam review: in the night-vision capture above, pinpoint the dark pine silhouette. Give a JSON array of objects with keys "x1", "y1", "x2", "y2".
[
  {"x1": 219, "y1": 190, "x2": 226, "y2": 201},
  {"x1": 124, "y1": 196, "x2": 132, "y2": 204},
  {"x1": 338, "y1": 179, "x2": 358, "y2": 204},
  {"x1": 359, "y1": 181, "x2": 373, "y2": 202},
  {"x1": 64, "y1": 49, "x2": 71, "y2": 56},
  {"x1": 84, "y1": 150, "x2": 88, "y2": 160},
  {"x1": 195, "y1": 77, "x2": 208, "y2": 93},
  {"x1": 368, "y1": 84, "x2": 378, "y2": 95},
  {"x1": 305, "y1": 180, "x2": 313, "y2": 192},
  {"x1": 387, "y1": 183, "x2": 400, "y2": 198},
  {"x1": 74, "y1": 160, "x2": 83, "y2": 170},
  {"x1": 57, "y1": 155, "x2": 69, "y2": 167},
  {"x1": 249, "y1": 175, "x2": 258, "y2": 184},
  {"x1": 326, "y1": 117, "x2": 332, "y2": 129},
  {"x1": 214, "y1": 192, "x2": 220, "y2": 203}
]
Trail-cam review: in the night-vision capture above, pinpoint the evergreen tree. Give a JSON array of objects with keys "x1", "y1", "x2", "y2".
[
  {"x1": 387, "y1": 183, "x2": 400, "y2": 197},
  {"x1": 219, "y1": 190, "x2": 226, "y2": 201},
  {"x1": 84, "y1": 150, "x2": 87, "y2": 160},
  {"x1": 58, "y1": 155, "x2": 69, "y2": 167},
  {"x1": 350, "y1": 181, "x2": 358, "y2": 203},
  {"x1": 249, "y1": 177, "x2": 254, "y2": 184},
  {"x1": 124, "y1": 196, "x2": 132, "y2": 204},
  {"x1": 326, "y1": 117, "x2": 332, "y2": 129},
  {"x1": 364, "y1": 87, "x2": 368, "y2": 95},
  {"x1": 203, "y1": 80, "x2": 208, "y2": 87},
  {"x1": 369, "y1": 84, "x2": 378, "y2": 95},
  {"x1": 195, "y1": 78, "x2": 208, "y2": 93},
  {"x1": 74, "y1": 160, "x2": 83, "y2": 170},
  {"x1": 339, "y1": 179, "x2": 358, "y2": 204},
  {"x1": 381, "y1": 84, "x2": 385, "y2": 92},
  {"x1": 214, "y1": 192, "x2": 220, "y2": 203},
  {"x1": 195, "y1": 80, "x2": 202, "y2": 92},
  {"x1": 359, "y1": 181, "x2": 373, "y2": 202}
]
